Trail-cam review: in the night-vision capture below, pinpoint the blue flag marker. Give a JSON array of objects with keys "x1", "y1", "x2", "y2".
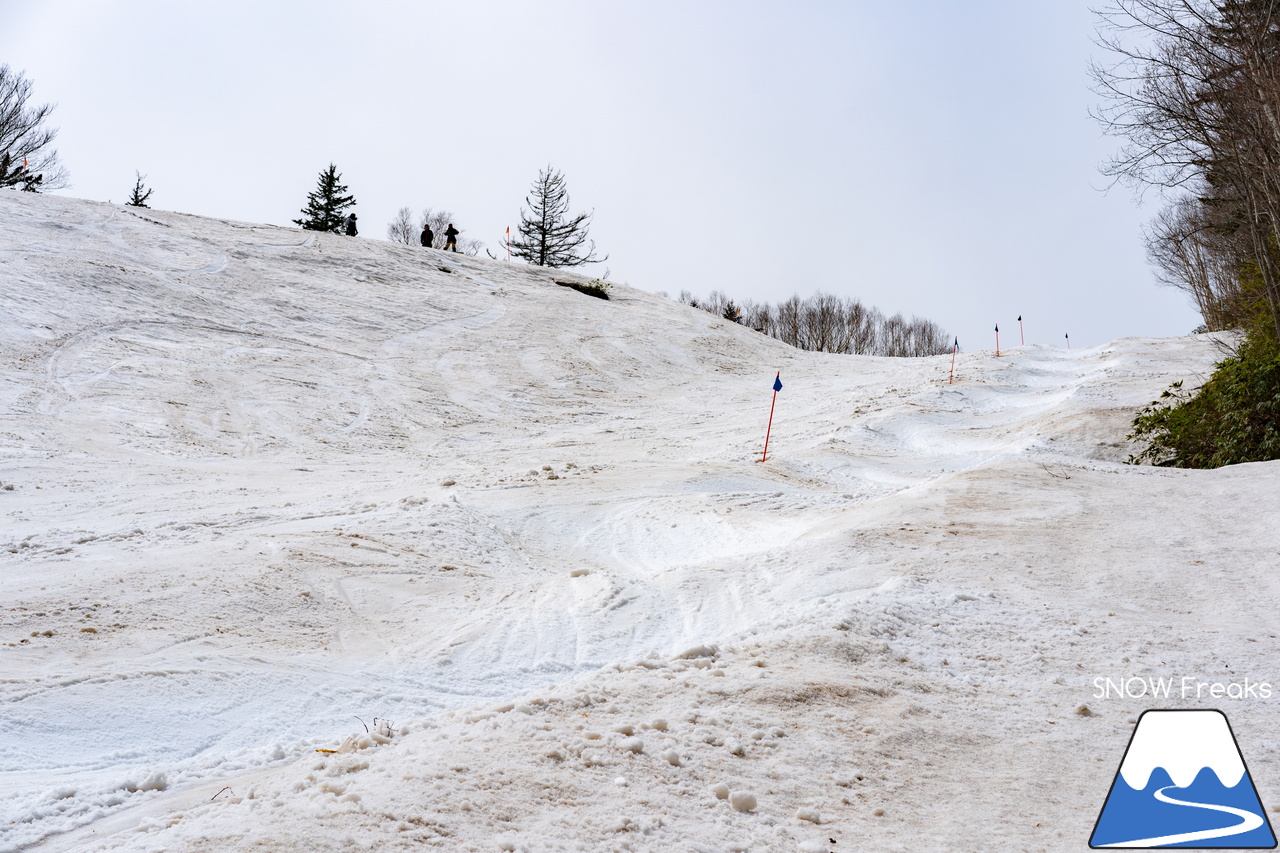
[{"x1": 760, "y1": 371, "x2": 782, "y2": 462}]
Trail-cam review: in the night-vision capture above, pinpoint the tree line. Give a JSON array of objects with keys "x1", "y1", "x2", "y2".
[
  {"x1": 1094, "y1": 0, "x2": 1280, "y2": 466},
  {"x1": 679, "y1": 289, "x2": 951, "y2": 358}
]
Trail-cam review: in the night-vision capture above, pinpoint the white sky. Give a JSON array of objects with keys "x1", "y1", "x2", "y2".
[{"x1": 1, "y1": 0, "x2": 1201, "y2": 348}]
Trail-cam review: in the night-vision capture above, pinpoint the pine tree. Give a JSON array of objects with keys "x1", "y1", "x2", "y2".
[
  {"x1": 127, "y1": 171, "x2": 153, "y2": 207},
  {"x1": 294, "y1": 163, "x2": 355, "y2": 232},
  {"x1": 0, "y1": 152, "x2": 42, "y2": 191},
  {"x1": 509, "y1": 166, "x2": 605, "y2": 267}
]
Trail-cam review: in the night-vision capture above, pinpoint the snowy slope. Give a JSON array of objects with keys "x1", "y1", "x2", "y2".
[{"x1": 1, "y1": 193, "x2": 1277, "y2": 853}]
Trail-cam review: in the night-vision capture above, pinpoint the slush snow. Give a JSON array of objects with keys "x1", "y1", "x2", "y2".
[{"x1": 1, "y1": 193, "x2": 1277, "y2": 852}]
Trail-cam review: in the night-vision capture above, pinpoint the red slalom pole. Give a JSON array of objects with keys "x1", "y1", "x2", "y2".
[
  {"x1": 995, "y1": 324, "x2": 1001, "y2": 357},
  {"x1": 948, "y1": 337, "x2": 958, "y2": 384},
  {"x1": 1018, "y1": 315, "x2": 1024, "y2": 346},
  {"x1": 759, "y1": 371, "x2": 782, "y2": 462}
]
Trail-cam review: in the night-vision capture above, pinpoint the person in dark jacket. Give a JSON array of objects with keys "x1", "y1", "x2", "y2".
[
  {"x1": 444, "y1": 223, "x2": 459, "y2": 252},
  {"x1": 421, "y1": 223, "x2": 434, "y2": 247},
  {"x1": 344, "y1": 213, "x2": 358, "y2": 237}
]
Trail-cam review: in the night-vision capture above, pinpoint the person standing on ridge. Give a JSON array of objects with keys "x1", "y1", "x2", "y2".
[
  {"x1": 444, "y1": 223, "x2": 459, "y2": 252},
  {"x1": 344, "y1": 213, "x2": 358, "y2": 237},
  {"x1": 420, "y1": 222, "x2": 434, "y2": 248}
]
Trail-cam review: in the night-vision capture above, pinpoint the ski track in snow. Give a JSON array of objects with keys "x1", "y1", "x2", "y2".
[{"x1": 1, "y1": 193, "x2": 1278, "y2": 852}]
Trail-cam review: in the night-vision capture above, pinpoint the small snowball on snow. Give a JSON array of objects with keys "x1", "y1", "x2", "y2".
[
  {"x1": 769, "y1": 727, "x2": 786, "y2": 738},
  {"x1": 729, "y1": 791, "x2": 758, "y2": 812},
  {"x1": 796, "y1": 808, "x2": 821, "y2": 824},
  {"x1": 726, "y1": 738, "x2": 745, "y2": 756},
  {"x1": 614, "y1": 776, "x2": 628, "y2": 786},
  {"x1": 650, "y1": 718, "x2": 669, "y2": 731},
  {"x1": 660, "y1": 749, "x2": 682, "y2": 766},
  {"x1": 620, "y1": 737, "x2": 644, "y2": 754},
  {"x1": 613, "y1": 724, "x2": 635, "y2": 735},
  {"x1": 711, "y1": 783, "x2": 730, "y2": 800},
  {"x1": 750, "y1": 730, "x2": 765, "y2": 740},
  {"x1": 499, "y1": 841, "x2": 517, "y2": 852}
]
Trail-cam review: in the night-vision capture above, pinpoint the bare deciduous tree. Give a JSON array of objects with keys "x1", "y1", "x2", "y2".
[
  {"x1": 1092, "y1": 0, "x2": 1280, "y2": 339},
  {"x1": 1143, "y1": 196, "x2": 1244, "y2": 331},
  {"x1": 0, "y1": 65, "x2": 68, "y2": 191},
  {"x1": 386, "y1": 206, "x2": 416, "y2": 244}
]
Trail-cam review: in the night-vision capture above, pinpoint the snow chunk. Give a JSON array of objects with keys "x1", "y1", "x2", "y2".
[
  {"x1": 128, "y1": 772, "x2": 168, "y2": 792},
  {"x1": 729, "y1": 791, "x2": 757, "y2": 812}
]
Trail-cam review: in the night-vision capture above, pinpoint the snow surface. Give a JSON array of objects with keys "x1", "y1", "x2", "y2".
[{"x1": 2, "y1": 192, "x2": 1279, "y2": 852}]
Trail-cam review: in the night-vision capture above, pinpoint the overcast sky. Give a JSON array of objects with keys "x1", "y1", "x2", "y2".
[{"x1": 1, "y1": 1, "x2": 1201, "y2": 349}]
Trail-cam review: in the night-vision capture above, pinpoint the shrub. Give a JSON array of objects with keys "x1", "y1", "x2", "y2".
[{"x1": 1128, "y1": 334, "x2": 1280, "y2": 467}]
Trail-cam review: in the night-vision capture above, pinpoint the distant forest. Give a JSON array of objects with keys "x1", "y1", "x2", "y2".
[{"x1": 677, "y1": 290, "x2": 951, "y2": 358}]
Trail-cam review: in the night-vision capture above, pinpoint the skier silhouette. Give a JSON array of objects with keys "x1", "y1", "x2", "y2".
[
  {"x1": 420, "y1": 223, "x2": 434, "y2": 247},
  {"x1": 344, "y1": 213, "x2": 358, "y2": 237},
  {"x1": 444, "y1": 223, "x2": 459, "y2": 252}
]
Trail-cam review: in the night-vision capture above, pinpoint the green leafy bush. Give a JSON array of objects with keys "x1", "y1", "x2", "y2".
[{"x1": 1128, "y1": 335, "x2": 1280, "y2": 467}]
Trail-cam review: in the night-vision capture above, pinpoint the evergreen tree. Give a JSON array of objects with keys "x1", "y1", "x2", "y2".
[
  {"x1": 0, "y1": 151, "x2": 43, "y2": 191},
  {"x1": 509, "y1": 165, "x2": 605, "y2": 267},
  {"x1": 127, "y1": 171, "x2": 153, "y2": 207},
  {"x1": 294, "y1": 163, "x2": 355, "y2": 232}
]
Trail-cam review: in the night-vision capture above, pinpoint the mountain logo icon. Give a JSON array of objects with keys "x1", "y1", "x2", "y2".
[{"x1": 1090, "y1": 709, "x2": 1276, "y2": 848}]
